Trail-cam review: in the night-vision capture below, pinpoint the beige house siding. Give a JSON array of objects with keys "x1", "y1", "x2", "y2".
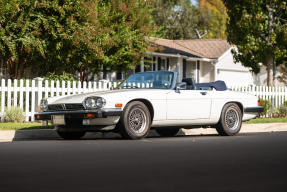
[
  {"x1": 200, "y1": 61, "x2": 214, "y2": 82},
  {"x1": 216, "y1": 48, "x2": 249, "y2": 72}
]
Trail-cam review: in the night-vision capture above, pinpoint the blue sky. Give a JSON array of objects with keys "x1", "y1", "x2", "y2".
[{"x1": 190, "y1": 0, "x2": 198, "y2": 6}]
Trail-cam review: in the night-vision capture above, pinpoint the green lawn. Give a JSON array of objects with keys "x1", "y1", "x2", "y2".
[
  {"x1": 0, "y1": 122, "x2": 53, "y2": 130},
  {"x1": 244, "y1": 118, "x2": 287, "y2": 124}
]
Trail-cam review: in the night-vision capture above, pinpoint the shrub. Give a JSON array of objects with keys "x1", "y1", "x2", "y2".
[
  {"x1": 259, "y1": 99, "x2": 272, "y2": 117},
  {"x1": 278, "y1": 105, "x2": 287, "y2": 117},
  {"x1": 268, "y1": 107, "x2": 280, "y2": 118},
  {"x1": 4, "y1": 107, "x2": 25, "y2": 123},
  {"x1": 44, "y1": 72, "x2": 75, "y2": 82}
]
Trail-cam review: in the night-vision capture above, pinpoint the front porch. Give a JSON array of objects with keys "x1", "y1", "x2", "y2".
[{"x1": 136, "y1": 53, "x2": 217, "y2": 83}]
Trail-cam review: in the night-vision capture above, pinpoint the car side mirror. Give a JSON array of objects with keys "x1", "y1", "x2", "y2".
[{"x1": 175, "y1": 82, "x2": 186, "y2": 93}]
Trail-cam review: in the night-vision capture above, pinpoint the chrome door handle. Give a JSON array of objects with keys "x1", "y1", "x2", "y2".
[{"x1": 200, "y1": 92, "x2": 207, "y2": 95}]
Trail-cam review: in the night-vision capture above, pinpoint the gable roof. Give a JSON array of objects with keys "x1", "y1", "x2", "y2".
[{"x1": 149, "y1": 37, "x2": 232, "y2": 59}]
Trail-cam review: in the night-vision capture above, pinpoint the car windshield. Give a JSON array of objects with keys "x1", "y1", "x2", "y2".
[{"x1": 119, "y1": 71, "x2": 174, "y2": 89}]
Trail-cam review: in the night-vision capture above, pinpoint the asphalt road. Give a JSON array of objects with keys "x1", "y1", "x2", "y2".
[{"x1": 0, "y1": 132, "x2": 287, "y2": 192}]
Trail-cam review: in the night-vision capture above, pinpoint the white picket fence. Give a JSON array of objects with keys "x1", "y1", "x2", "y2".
[
  {"x1": 230, "y1": 85, "x2": 287, "y2": 108},
  {"x1": 0, "y1": 79, "x2": 120, "y2": 122},
  {"x1": 0, "y1": 78, "x2": 287, "y2": 122}
]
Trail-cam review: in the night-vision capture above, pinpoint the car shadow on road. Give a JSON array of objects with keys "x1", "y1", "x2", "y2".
[
  {"x1": 11, "y1": 128, "x2": 221, "y2": 142},
  {"x1": 12, "y1": 128, "x2": 277, "y2": 142}
]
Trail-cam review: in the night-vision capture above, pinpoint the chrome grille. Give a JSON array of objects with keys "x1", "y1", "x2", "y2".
[
  {"x1": 47, "y1": 104, "x2": 85, "y2": 111},
  {"x1": 48, "y1": 104, "x2": 64, "y2": 111},
  {"x1": 65, "y1": 104, "x2": 85, "y2": 111}
]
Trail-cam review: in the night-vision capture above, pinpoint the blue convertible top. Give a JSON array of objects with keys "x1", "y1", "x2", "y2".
[{"x1": 195, "y1": 80, "x2": 227, "y2": 91}]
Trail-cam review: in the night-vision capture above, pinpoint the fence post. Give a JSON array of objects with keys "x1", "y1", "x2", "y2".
[
  {"x1": 25, "y1": 80, "x2": 30, "y2": 122},
  {"x1": 7, "y1": 79, "x2": 11, "y2": 109},
  {"x1": 34, "y1": 77, "x2": 43, "y2": 112},
  {"x1": 1, "y1": 79, "x2": 5, "y2": 121},
  {"x1": 13, "y1": 79, "x2": 17, "y2": 107},
  {"x1": 31, "y1": 80, "x2": 36, "y2": 121}
]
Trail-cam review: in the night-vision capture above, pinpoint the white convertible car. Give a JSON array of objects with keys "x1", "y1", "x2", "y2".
[{"x1": 35, "y1": 71, "x2": 263, "y2": 140}]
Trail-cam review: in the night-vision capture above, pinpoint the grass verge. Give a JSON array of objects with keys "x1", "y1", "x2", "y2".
[
  {"x1": 244, "y1": 118, "x2": 287, "y2": 124},
  {"x1": 0, "y1": 122, "x2": 53, "y2": 130}
]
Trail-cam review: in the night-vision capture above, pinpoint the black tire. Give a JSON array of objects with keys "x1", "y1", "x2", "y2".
[
  {"x1": 215, "y1": 103, "x2": 242, "y2": 136},
  {"x1": 156, "y1": 128, "x2": 180, "y2": 137},
  {"x1": 57, "y1": 131, "x2": 86, "y2": 140},
  {"x1": 119, "y1": 101, "x2": 151, "y2": 140}
]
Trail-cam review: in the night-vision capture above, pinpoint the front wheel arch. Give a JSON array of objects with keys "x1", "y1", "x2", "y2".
[
  {"x1": 126, "y1": 99, "x2": 154, "y2": 123},
  {"x1": 217, "y1": 101, "x2": 243, "y2": 124}
]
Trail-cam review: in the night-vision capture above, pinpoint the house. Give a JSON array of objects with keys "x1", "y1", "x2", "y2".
[
  {"x1": 106, "y1": 38, "x2": 257, "y2": 86},
  {"x1": 112, "y1": 38, "x2": 253, "y2": 87},
  {"x1": 113, "y1": 37, "x2": 283, "y2": 87}
]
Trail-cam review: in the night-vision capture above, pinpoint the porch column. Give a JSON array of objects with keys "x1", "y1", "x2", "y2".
[
  {"x1": 155, "y1": 56, "x2": 158, "y2": 71},
  {"x1": 214, "y1": 63, "x2": 218, "y2": 81},
  {"x1": 140, "y1": 57, "x2": 144, "y2": 72},
  {"x1": 177, "y1": 56, "x2": 183, "y2": 81}
]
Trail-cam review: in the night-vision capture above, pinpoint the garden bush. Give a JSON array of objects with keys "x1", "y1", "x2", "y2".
[
  {"x1": 259, "y1": 99, "x2": 272, "y2": 117},
  {"x1": 4, "y1": 107, "x2": 25, "y2": 123},
  {"x1": 278, "y1": 105, "x2": 287, "y2": 117}
]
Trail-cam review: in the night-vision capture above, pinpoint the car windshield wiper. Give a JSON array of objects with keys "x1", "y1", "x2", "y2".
[{"x1": 121, "y1": 85, "x2": 140, "y2": 89}]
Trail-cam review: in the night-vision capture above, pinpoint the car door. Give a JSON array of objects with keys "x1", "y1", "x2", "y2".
[{"x1": 166, "y1": 90, "x2": 212, "y2": 120}]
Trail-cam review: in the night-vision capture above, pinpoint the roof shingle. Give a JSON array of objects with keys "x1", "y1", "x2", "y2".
[{"x1": 149, "y1": 37, "x2": 232, "y2": 59}]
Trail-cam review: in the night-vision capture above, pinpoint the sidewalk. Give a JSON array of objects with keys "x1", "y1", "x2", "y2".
[{"x1": 1, "y1": 123, "x2": 287, "y2": 142}]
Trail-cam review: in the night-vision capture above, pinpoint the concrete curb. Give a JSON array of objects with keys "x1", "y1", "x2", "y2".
[{"x1": 1, "y1": 123, "x2": 287, "y2": 142}]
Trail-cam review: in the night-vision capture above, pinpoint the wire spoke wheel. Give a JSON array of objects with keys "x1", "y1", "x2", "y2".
[
  {"x1": 119, "y1": 101, "x2": 151, "y2": 139},
  {"x1": 225, "y1": 108, "x2": 239, "y2": 131},
  {"x1": 216, "y1": 103, "x2": 242, "y2": 136},
  {"x1": 128, "y1": 108, "x2": 147, "y2": 134}
]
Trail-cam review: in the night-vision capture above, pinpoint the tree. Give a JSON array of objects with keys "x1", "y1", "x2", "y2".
[
  {"x1": 87, "y1": 0, "x2": 155, "y2": 81},
  {"x1": 0, "y1": 0, "x2": 91, "y2": 80},
  {"x1": 223, "y1": 0, "x2": 287, "y2": 86},
  {"x1": 0, "y1": 0, "x2": 155, "y2": 81},
  {"x1": 277, "y1": 63, "x2": 287, "y2": 85},
  {"x1": 152, "y1": 0, "x2": 201, "y2": 39},
  {"x1": 197, "y1": 0, "x2": 227, "y2": 39}
]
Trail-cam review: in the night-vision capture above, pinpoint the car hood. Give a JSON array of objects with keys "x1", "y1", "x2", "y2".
[{"x1": 48, "y1": 89, "x2": 170, "y2": 104}]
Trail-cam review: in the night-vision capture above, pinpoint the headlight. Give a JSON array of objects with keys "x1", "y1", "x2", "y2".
[
  {"x1": 83, "y1": 97, "x2": 106, "y2": 109},
  {"x1": 40, "y1": 99, "x2": 48, "y2": 111}
]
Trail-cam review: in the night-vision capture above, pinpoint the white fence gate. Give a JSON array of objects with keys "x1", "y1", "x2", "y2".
[{"x1": 0, "y1": 78, "x2": 287, "y2": 122}]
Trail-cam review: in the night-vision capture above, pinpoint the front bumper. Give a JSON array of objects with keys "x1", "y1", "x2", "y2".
[
  {"x1": 35, "y1": 109, "x2": 122, "y2": 121},
  {"x1": 244, "y1": 106, "x2": 264, "y2": 113}
]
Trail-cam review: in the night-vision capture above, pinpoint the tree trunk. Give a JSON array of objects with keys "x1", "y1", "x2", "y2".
[
  {"x1": 267, "y1": 4, "x2": 274, "y2": 86},
  {"x1": 267, "y1": 56, "x2": 274, "y2": 86}
]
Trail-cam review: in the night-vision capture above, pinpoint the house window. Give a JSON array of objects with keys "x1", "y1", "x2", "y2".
[
  {"x1": 157, "y1": 57, "x2": 162, "y2": 70},
  {"x1": 196, "y1": 60, "x2": 200, "y2": 82},
  {"x1": 183, "y1": 59, "x2": 187, "y2": 78},
  {"x1": 135, "y1": 65, "x2": 141, "y2": 73},
  {"x1": 103, "y1": 66, "x2": 107, "y2": 79},
  {"x1": 116, "y1": 72, "x2": 122, "y2": 80}
]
